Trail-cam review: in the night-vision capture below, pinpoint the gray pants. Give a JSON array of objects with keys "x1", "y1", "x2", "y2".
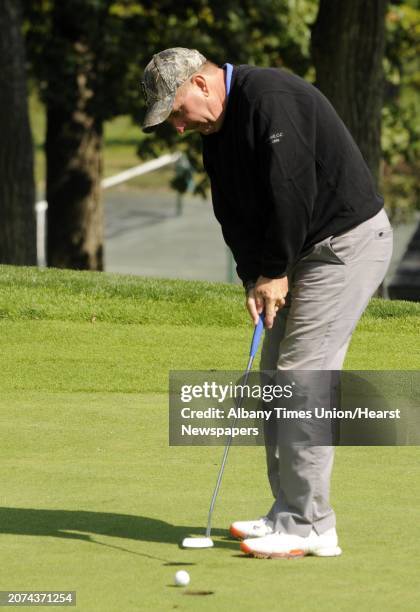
[{"x1": 260, "y1": 208, "x2": 393, "y2": 536}]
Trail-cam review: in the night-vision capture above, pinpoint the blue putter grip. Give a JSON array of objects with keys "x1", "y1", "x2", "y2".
[{"x1": 250, "y1": 313, "x2": 265, "y2": 358}]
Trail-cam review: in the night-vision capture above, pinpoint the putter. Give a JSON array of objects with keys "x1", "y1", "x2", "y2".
[{"x1": 182, "y1": 312, "x2": 265, "y2": 549}]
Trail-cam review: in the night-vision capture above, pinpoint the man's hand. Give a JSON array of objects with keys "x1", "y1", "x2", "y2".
[{"x1": 246, "y1": 276, "x2": 289, "y2": 329}]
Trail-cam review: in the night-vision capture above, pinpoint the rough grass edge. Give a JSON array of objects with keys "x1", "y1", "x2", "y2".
[{"x1": 0, "y1": 264, "x2": 419, "y2": 326}]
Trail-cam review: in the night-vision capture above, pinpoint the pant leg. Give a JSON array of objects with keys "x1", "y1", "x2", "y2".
[
  {"x1": 260, "y1": 306, "x2": 289, "y2": 500},
  {"x1": 261, "y1": 208, "x2": 393, "y2": 536}
]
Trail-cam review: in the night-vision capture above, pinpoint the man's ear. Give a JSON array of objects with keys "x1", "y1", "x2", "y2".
[{"x1": 191, "y1": 74, "x2": 209, "y2": 95}]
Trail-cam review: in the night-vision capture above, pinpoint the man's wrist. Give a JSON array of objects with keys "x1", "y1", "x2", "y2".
[{"x1": 244, "y1": 280, "x2": 257, "y2": 296}]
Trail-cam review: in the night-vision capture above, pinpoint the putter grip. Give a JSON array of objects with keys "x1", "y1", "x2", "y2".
[{"x1": 249, "y1": 313, "x2": 265, "y2": 358}]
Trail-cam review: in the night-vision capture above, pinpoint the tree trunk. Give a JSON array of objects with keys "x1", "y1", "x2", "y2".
[
  {"x1": 46, "y1": 104, "x2": 104, "y2": 270},
  {"x1": 0, "y1": 0, "x2": 36, "y2": 265},
  {"x1": 311, "y1": 0, "x2": 388, "y2": 184},
  {"x1": 45, "y1": 24, "x2": 104, "y2": 270}
]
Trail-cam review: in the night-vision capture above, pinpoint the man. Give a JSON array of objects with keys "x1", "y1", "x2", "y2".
[{"x1": 141, "y1": 48, "x2": 393, "y2": 558}]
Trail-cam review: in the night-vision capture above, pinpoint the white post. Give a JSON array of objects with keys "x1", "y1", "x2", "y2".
[
  {"x1": 35, "y1": 152, "x2": 182, "y2": 267},
  {"x1": 35, "y1": 200, "x2": 48, "y2": 267}
]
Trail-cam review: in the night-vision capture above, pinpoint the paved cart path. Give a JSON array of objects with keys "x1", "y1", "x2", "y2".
[
  {"x1": 104, "y1": 187, "x2": 417, "y2": 290},
  {"x1": 104, "y1": 188, "x2": 235, "y2": 282}
]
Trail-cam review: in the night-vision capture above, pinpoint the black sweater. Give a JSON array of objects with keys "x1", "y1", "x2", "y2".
[{"x1": 202, "y1": 65, "x2": 383, "y2": 283}]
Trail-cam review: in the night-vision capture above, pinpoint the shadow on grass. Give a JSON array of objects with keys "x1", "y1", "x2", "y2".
[{"x1": 0, "y1": 507, "x2": 238, "y2": 553}]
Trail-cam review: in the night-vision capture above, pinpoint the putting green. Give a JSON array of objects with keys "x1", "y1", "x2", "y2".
[
  {"x1": 0, "y1": 267, "x2": 419, "y2": 610},
  {"x1": 1, "y1": 391, "x2": 419, "y2": 611}
]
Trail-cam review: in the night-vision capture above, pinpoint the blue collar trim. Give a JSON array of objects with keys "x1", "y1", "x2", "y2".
[{"x1": 223, "y1": 63, "x2": 234, "y2": 96}]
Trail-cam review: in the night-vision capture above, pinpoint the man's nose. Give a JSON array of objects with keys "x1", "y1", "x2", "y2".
[{"x1": 168, "y1": 115, "x2": 185, "y2": 134}]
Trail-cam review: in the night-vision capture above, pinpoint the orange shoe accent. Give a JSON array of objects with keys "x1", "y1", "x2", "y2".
[
  {"x1": 230, "y1": 525, "x2": 246, "y2": 540},
  {"x1": 240, "y1": 541, "x2": 305, "y2": 559},
  {"x1": 240, "y1": 541, "x2": 253, "y2": 554},
  {"x1": 271, "y1": 549, "x2": 305, "y2": 559}
]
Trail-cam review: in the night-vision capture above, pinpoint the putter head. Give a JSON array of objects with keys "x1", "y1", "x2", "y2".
[{"x1": 182, "y1": 536, "x2": 214, "y2": 549}]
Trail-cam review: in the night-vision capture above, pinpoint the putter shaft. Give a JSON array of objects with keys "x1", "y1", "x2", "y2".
[{"x1": 205, "y1": 354, "x2": 255, "y2": 538}]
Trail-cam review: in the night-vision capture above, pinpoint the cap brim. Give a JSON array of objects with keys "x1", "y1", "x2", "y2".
[{"x1": 142, "y1": 93, "x2": 175, "y2": 133}]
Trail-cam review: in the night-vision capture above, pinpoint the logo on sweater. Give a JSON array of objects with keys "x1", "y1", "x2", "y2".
[{"x1": 266, "y1": 131, "x2": 284, "y2": 144}]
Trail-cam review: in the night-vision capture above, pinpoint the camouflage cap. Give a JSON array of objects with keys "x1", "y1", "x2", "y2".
[{"x1": 141, "y1": 48, "x2": 207, "y2": 133}]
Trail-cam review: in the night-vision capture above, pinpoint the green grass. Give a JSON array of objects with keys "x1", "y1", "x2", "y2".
[{"x1": 0, "y1": 265, "x2": 419, "y2": 611}]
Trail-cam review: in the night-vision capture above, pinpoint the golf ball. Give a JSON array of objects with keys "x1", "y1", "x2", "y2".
[{"x1": 174, "y1": 570, "x2": 190, "y2": 587}]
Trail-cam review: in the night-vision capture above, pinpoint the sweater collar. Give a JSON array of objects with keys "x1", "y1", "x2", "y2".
[{"x1": 223, "y1": 63, "x2": 234, "y2": 96}]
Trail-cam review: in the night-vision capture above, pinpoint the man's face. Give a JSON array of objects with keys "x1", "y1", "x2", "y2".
[{"x1": 167, "y1": 75, "x2": 224, "y2": 135}]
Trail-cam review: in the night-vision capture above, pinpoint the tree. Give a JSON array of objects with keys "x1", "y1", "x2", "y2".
[
  {"x1": 135, "y1": 0, "x2": 319, "y2": 196},
  {"x1": 25, "y1": 0, "x2": 206, "y2": 269},
  {"x1": 0, "y1": 0, "x2": 36, "y2": 265},
  {"x1": 26, "y1": 0, "x2": 404, "y2": 272},
  {"x1": 25, "y1": 0, "x2": 315, "y2": 270},
  {"x1": 382, "y1": 1, "x2": 420, "y2": 221},
  {"x1": 311, "y1": 0, "x2": 389, "y2": 183},
  {"x1": 26, "y1": 0, "x2": 153, "y2": 269},
  {"x1": 27, "y1": 1, "x2": 121, "y2": 270}
]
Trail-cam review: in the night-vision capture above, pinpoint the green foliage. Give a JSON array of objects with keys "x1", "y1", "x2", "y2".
[
  {"x1": 24, "y1": 0, "x2": 153, "y2": 120},
  {"x1": 134, "y1": 0, "x2": 318, "y2": 195},
  {"x1": 382, "y1": 2, "x2": 420, "y2": 220},
  {"x1": 25, "y1": 0, "x2": 314, "y2": 195},
  {"x1": 24, "y1": 0, "x2": 418, "y2": 219},
  {"x1": 24, "y1": 0, "x2": 318, "y2": 195}
]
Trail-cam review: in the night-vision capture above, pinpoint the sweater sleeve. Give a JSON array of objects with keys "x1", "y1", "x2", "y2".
[{"x1": 254, "y1": 91, "x2": 317, "y2": 277}]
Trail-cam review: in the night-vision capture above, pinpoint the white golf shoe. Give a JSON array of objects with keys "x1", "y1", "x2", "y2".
[
  {"x1": 240, "y1": 527, "x2": 342, "y2": 558},
  {"x1": 230, "y1": 517, "x2": 273, "y2": 540}
]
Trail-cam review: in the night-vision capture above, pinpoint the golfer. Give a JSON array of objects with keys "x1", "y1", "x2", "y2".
[{"x1": 141, "y1": 48, "x2": 393, "y2": 558}]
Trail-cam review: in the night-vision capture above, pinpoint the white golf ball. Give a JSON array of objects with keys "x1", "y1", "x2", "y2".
[{"x1": 174, "y1": 570, "x2": 190, "y2": 586}]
